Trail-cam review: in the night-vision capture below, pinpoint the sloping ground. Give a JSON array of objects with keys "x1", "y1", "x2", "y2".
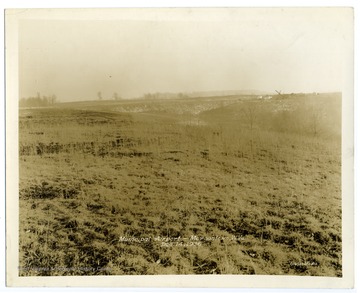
[
  {"x1": 200, "y1": 93, "x2": 341, "y2": 138},
  {"x1": 57, "y1": 96, "x2": 241, "y2": 115},
  {"x1": 18, "y1": 95, "x2": 341, "y2": 276}
]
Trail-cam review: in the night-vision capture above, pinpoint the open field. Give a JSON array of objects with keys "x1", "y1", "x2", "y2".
[{"x1": 18, "y1": 93, "x2": 342, "y2": 276}]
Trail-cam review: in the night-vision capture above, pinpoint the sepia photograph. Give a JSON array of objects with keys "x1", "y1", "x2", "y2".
[{"x1": 5, "y1": 7, "x2": 354, "y2": 288}]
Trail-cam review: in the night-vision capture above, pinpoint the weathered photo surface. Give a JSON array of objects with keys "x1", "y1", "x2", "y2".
[{"x1": 6, "y1": 8, "x2": 353, "y2": 286}]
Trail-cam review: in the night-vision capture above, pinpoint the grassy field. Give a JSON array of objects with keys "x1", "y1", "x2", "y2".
[{"x1": 18, "y1": 93, "x2": 342, "y2": 276}]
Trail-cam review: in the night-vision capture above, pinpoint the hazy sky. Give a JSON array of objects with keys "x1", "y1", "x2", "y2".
[{"x1": 18, "y1": 8, "x2": 352, "y2": 101}]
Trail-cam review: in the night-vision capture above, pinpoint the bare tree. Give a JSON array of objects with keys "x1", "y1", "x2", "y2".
[
  {"x1": 51, "y1": 94, "x2": 57, "y2": 105},
  {"x1": 243, "y1": 102, "x2": 257, "y2": 131},
  {"x1": 113, "y1": 92, "x2": 121, "y2": 100},
  {"x1": 309, "y1": 104, "x2": 323, "y2": 136},
  {"x1": 243, "y1": 102, "x2": 258, "y2": 160}
]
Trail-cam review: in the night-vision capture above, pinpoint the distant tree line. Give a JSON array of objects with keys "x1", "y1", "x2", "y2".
[
  {"x1": 142, "y1": 92, "x2": 189, "y2": 100},
  {"x1": 19, "y1": 93, "x2": 57, "y2": 108}
]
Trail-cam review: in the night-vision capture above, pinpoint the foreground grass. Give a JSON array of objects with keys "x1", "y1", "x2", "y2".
[{"x1": 18, "y1": 95, "x2": 341, "y2": 276}]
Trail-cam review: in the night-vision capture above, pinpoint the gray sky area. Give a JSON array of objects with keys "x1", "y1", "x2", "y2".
[{"x1": 18, "y1": 8, "x2": 352, "y2": 101}]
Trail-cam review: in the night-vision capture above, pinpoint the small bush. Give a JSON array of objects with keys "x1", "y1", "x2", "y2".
[
  {"x1": 22, "y1": 181, "x2": 80, "y2": 199},
  {"x1": 313, "y1": 231, "x2": 330, "y2": 245},
  {"x1": 23, "y1": 182, "x2": 60, "y2": 199}
]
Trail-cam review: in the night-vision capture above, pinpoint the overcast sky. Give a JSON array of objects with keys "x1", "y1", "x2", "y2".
[{"x1": 18, "y1": 8, "x2": 352, "y2": 101}]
